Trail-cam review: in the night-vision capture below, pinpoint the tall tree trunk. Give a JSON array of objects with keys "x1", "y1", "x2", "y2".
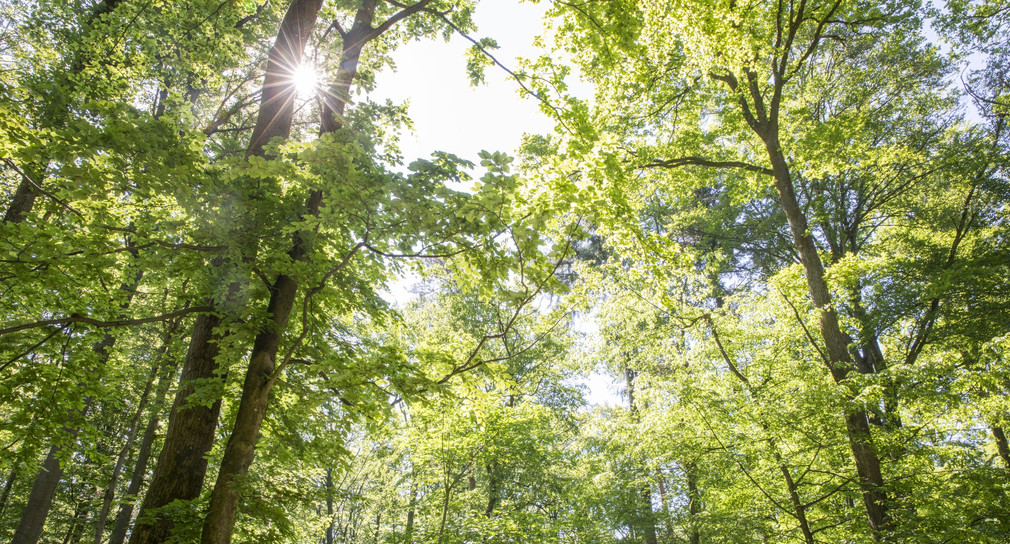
[
  {"x1": 762, "y1": 136, "x2": 891, "y2": 538},
  {"x1": 325, "y1": 468, "x2": 335, "y2": 544},
  {"x1": 200, "y1": 1, "x2": 387, "y2": 541},
  {"x1": 198, "y1": 2, "x2": 328, "y2": 541},
  {"x1": 993, "y1": 426, "x2": 1010, "y2": 469},
  {"x1": 404, "y1": 483, "x2": 417, "y2": 544},
  {"x1": 126, "y1": 314, "x2": 225, "y2": 544},
  {"x1": 108, "y1": 357, "x2": 177, "y2": 544},
  {"x1": 130, "y1": 1, "x2": 333, "y2": 541},
  {"x1": 0, "y1": 468, "x2": 16, "y2": 516}
]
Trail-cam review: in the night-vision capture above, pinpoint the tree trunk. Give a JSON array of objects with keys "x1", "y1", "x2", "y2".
[
  {"x1": 993, "y1": 426, "x2": 1010, "y2": 469},
  {"x1": 126, "y1": 314, "x2": 224, "y2": 544},
  {"x1": 325, "y1": 468, "x2": 335, "y2": 544},
  {"x1": 763, "y1": 136, "x2": 891, "y2": 538},
  {"x1": 12, "y1": 441, "x2": 71, "y2": 544},
  {"x1": 404, "y1": 483, "x2": 417, "y2": 544},
  {"x1": 0, "y1": 468, "x2": 16, "y2": 516},
  {"x1": 200, "y1": 1, "x2": 389, "y2": 541},
  {"x1": 686, "y1": 463, "x2": 700, "y2": 544},
  {"x1": 131, "y1": 1, "x2": 335, "y2": 540}
]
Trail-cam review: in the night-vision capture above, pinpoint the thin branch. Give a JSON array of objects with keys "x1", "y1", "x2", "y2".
[
  {"x1": 421, "y1": 7, "x2": 571, "y2": 131},
  {"x1": 777, "y1": 288, "x2": 830, "y2": 366},
  {"x1": 363, "y1": 0, "x2": 439, "y2": 43}
]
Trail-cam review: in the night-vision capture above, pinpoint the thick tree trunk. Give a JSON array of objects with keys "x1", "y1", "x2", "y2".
[
  {"x1": 763, "y1": 137, "x2": 891, "y2": 538},
  {"x1": 993, "y1": 426, "x2": 1010, "y2": 469},
  {"x1": 12, "y1": 441, "x2": 71, "y2": 544},
  {"x1": 108, "y1": 357, "x2": 176, "y2": 544},
  {"x1": 126, "y1": 314, "x2": 224, "y2": 544},
  {"x1": 131, "y1": 1, "x2": 332, "y2": 540},
  {"x1": 3, "y1": 169, "x2": 42, "y2": 224},
  {"x1": 199, "y1": 1, "x2": 388, "y2": 541}
]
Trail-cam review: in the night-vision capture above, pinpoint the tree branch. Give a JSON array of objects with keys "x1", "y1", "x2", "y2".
[
  {"x1": 0, "y1": 306, "x2": 213, "y2": 337},
  {"x1": 643, "y1": 156, "x2": 773, "y2": 176}
]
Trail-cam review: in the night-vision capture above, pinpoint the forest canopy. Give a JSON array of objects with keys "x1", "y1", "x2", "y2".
[{"x1": 0, "y1": 0, "x2": 1008, "y2": 543}]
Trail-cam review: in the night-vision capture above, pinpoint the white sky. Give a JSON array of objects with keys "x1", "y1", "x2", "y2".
[{"x1": 369, "y1": 0, "x2": 554, "y2": 164}]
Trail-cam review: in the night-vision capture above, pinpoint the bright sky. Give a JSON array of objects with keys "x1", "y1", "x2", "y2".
[{"x1": 369, "y1": 0, "x2": 554, "y2": 164}]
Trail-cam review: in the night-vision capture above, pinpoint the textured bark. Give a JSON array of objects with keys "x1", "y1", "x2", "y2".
[
  {"x1": 3, "y1": 168, "x2": 42, "y2": 224},
  {"x1": 200, "y1": 0, "x2": 388, "y2": 541},
  {"x1": 127, "y1": 314, "x2": 224, "y2": 544},
  {"x1": 0, "y1": 469, "x2": 15, "y2": 515},
  {"x1": 993, "y1": 426, "x2": 1010, "y2": 470},
  {"x1": 763, "y1": 137, "x2": 891, "y2": 538},
  {"x1": 685, "y1": 463, "x2": 701, "y2": 544},
  {"x1": 12, "y1": 442, "x2": 70, "y2": 544},
  {"x1": 198, "y1": 1, "x2": 324, "y2": 542}
]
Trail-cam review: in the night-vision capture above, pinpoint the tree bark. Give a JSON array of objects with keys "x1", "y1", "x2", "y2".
[
  {"x1": 199, "y1": 1, "x2": 389, "y2": 541},
  {"x1": 685, "y1": 463, "x2": 701, "y2": 544},
  {"x1": 126, "y1": 314, "x2": 225, "y2": 544},
  {"x1": 198, "y1": 0, "x2": 324, "y2": 539},
  {"x1": 993, "y1": 426, "x2": 1010, "y2": 469},
  {"x1": 404, "y1": 483, "x2": 417, "y2": 544},
  {"x1": 0, "y1": 468, "x2": 15, "y2": 515},
  {"x1": 131, "y1": 0, "x2": 336, "y2": 539},
  {"x1": 763, "y1": 136, "x2": 891, "y2": 538}
]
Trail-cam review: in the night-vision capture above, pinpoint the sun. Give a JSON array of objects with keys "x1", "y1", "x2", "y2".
[{"x1": 290, "y1": 64, "x2": 319, "y2": 97}]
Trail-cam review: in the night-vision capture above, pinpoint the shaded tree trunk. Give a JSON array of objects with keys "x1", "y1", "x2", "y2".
[
  {"x1": 0, "y1": 468, "x2": 16, "y2": 516},
  {"x1": 126, "y1": 314, "x2": 224, "y2": 544},
  {"x1": 764, "y1": 135, "x2": 891, "y2": 537},
  {"x1": 685, "y1": 463, "x2": 701, "y2": 544},
  {"x1": 198, "y1": 2, "x2": 329, "y2": 541},
  {"x1": 404, "y1": 483, "x2": 417, "y2": 544},
  {"x1": 325, "y1": 468, "x2": 335, "y2": 544},
  {"x1": 993, "y1": 426, "x2": 1010, "y2": 469}
]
